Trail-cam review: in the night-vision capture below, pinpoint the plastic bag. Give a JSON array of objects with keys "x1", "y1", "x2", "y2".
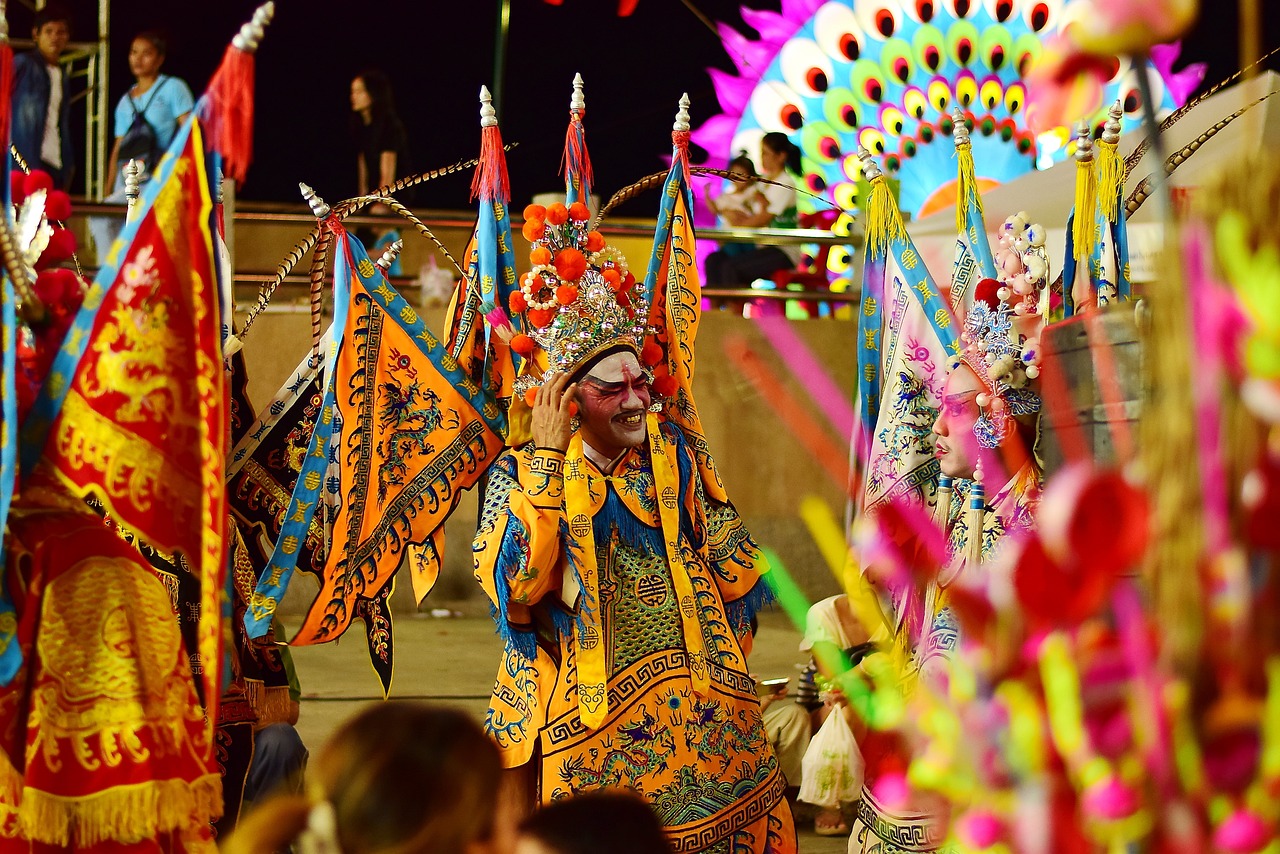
[{"x1": 798, "y1": 708, "x2": 864, "y2": 809}]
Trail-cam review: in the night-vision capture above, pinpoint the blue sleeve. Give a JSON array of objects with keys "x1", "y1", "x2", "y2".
[
  {"x1": 165, "y1": 77, "x2": 195, "y2": 117},
  {"x1": 113, "y1": 94, "x2": 131, "y2": 140}
]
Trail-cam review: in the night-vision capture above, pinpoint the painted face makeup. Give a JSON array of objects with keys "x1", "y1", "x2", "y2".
[
  {"x1": 575, "y1": 351, "x2": 651, "y2": 460},
  {"x1": 931, "y1": 364, "x2": 985, "y2": 480}
]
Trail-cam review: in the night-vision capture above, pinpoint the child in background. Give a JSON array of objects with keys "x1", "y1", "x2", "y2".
[{"x1": 708, "y1": 153, "x2": 768, "y2": 258}]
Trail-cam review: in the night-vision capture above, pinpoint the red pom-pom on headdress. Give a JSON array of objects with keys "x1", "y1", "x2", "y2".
[{"x1": 974, "y1": 278, "x2": 1001, "y2": 309}]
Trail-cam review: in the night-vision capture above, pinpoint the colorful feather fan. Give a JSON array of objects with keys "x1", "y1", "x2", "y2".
[{"x1": 694, "y1": 0, "x2": 1206, "y2": 292}]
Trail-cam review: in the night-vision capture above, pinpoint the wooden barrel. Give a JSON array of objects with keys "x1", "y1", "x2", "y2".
[{"x1": 1038, "y1": 304, "x2": 1143, "y2": 476}]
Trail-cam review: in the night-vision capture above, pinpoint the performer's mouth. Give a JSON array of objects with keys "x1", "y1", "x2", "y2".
[
  {"x1": 935, "y1": 444, "x2": 948, "y2": 458},
  {"x1": 617, "y1": 412, "x2": 644, "y2": 428}
]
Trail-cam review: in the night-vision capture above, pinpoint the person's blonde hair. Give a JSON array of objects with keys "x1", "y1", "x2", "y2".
[{"x1": 224, "y1": 703, "x2": 503, "y2": 854}]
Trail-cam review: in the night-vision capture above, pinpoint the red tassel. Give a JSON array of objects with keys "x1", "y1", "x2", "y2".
[
  {"x1": 672, "y1": 129, "x2": 691, "y2": 187},
  {"x1": 205, "y1": 45, "x2": 255, "y2": 185},
  {"x1": 560, "y1": 117, "x2": 593, "y2": 200},
  {"x1": 0, "y1": 43, "x2": 13, "y2": 163},
  {"x1": 470, "y1": 124, "x2": 510, "y2": 203}
]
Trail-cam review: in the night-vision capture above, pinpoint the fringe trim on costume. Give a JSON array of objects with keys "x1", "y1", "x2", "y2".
[
  {"x1": 1096, "y1": 138, "x2": 1123, "y2": 224},
  {"x1": 1072, "y1": 158, "x2": 1097, "y2": 263},
  {"x1": 492, "y1": 509, "x2": 538, "y2": 662},
  {"x1": 470, "y1": 123, "x2": 511, "y2": 204},
  {"x1": 252, "y1": 684, "x2": 294, "y2": 728},
  {"x1": 725, "y1": 577, "x2": 775, "y2": 638},
  {"x1": 864, "y1": 176, "x2": 907, "y2": 255},
  {"x1": 16, "y1": 773, "x2": 223, "y2": 848},
  {"x1": 955, "y1": 141, "x2": 981, "y2": 237},
  {"x1": 593, "y1": 489, "x2": 665, "y2": 556}
]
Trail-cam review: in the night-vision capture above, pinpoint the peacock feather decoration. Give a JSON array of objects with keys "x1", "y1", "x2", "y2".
[{"x1": 694, "y1": 0, "x2": 1205, "y2": 289}]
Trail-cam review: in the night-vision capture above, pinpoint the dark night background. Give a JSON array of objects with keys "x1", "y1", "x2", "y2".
[{"x1": 15, "y1": 0, "x2": 1280, "y2": 213}]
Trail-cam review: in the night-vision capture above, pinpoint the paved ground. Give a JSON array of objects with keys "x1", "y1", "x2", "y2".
[{"x1": 287, "y1": 605, "x2": 849, "y2": 854}]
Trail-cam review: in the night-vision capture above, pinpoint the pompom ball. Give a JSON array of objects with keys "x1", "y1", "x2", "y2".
[
  {"x1": 651, "y1": 374, "x2": 678, "y2": 397},
  {"x1": 9, "y1": 171, "x2": 28, "y2": 204},
  {"x1": 522, "y1": 219, "x2": 546, "y2": 242},
  {"x1": 973, "y1": 278, "x2": 1001, "y2": 309},
  {"x1": 510, "y1": 333, "x2": 535, "y2": 356},
  {"x1": 25, "y1": 170, "x2": 54, "y2": 195},
  {"x1": 508, "y1": 291, "x2": 528, "y2": 313},
  {"x1": 545, "y1": 203, "x2": 569, "y2": 225},
  {"x1": 528, "y1": 308, "x2": 556, "y2": 328},
  {"x1": 45, "y1": 189, "x2": 72, "y2": 222},
  {"x1": 555, "y1": 285, "x2": 578, "y2": 305},
  {"x1": 522, "y1": 204, "x2": 546, "y2": 221},
  {"x1": 552, "y1": 248, "x2": 587, "y2": 282},
  {"x1": 585, "y1": 231, "x2": 606, "y2": 251},
  {"x1": 530, "y1": 246, "x2": 552, "y2": 266},
  {"x1": 641, "y1": 340, "x2": 663, "y2": 366},
  {"x1": 567, "y1": 201, "x2": 590, "y2": 222}
]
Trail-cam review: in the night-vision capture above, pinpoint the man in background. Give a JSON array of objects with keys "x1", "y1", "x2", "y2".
[{"x1": 11, "y1": 5, "x2": 74, "y2": 189}]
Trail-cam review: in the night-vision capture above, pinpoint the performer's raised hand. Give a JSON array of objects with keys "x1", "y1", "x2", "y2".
[{"x1": 531, "y1": 371, "x2": 577, "y2": 453}]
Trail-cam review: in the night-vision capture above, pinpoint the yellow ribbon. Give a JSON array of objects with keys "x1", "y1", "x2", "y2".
[
  {"x1": 564, "y1": 433, "x2": 609, "y2": 728},
  {"x1": 647, "y1": 413, "x2": 711, "y2": 700}
]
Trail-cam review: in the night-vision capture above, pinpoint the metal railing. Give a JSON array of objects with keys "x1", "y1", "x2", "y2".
[{"x1": 66, "y1": 200, "x2": 864, "y2": 310}]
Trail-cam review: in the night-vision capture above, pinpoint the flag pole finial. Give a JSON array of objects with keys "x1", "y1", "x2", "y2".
[
  {"x1": 673, "y1": 94, "x2": 691, "y2": 133},
  {"x1": 479, "y1": 86, "x2": 497, "y2": 128},
  {"x1": 232, "y1": 1, "x2": 275, "y2": 52},
  {"x1": 1103, "y1": 101, "x2": 1123, "y2": 145},
  {"x1": 952, "y1": 106, "x2": 970, "y2": 146},
  {"x1": 858, "y1": 147, "x2": 883, "y2": 182},
  {"x1": 376, "y1": 239, "x2": 404, "y2": 272},
  {"x1": 299, "y1": 182, "x2": 330, "y2": 219},
  {"x1": 124, "y1": 160, "x2": 141, "y2": 222},
  {"x1": 570, "y1": 73, "x2": 585, "y2": 115}
]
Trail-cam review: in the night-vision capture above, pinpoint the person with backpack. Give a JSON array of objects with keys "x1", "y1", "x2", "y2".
[
  {"x1": 91, "y1": 31, "x2": 194, "y2": 256},
  {"x1": 106, "y1": 31, "x2": 194, "y2": 193}
]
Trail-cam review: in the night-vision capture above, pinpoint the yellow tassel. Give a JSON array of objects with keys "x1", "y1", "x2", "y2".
[
  {"x1": 955, "y1": 141, "x2": 982, "y2": 237},
  {"x1": 865, "y1": 175, "x2": 908, "y2": 254},
  {"x1": 16, "y1": 774, "x2": 222, "y2": 848},
  {"x1": 1073, "y1": 157, "x2": 1097, "y2": 262},
  {"x1": 1095, "y1": 138, "x2": 1123, "y2": 224}
]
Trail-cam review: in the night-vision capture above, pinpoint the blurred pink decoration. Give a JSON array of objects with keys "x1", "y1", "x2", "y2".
[
  {"x1": 1024, "y1": 33, "x2": 1115, "y2": 135},
  {"x1": 1213, "y1": 810, "x2": 1271, "y2": 854},
  {"x1": 1070, "y1": 0, "x2": 1199, "y2": 56},
  {"x1": 1025, "y1": 0, "x2": 1201, "y2": 134}
]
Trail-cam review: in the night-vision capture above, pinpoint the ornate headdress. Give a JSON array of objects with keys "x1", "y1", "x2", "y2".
[
  {"x1": 949, "y1": 212, "x2": 1049, "y2": 450},
  {"x1": 501, "y1": 76, "x2": 660, "y2": 395}
]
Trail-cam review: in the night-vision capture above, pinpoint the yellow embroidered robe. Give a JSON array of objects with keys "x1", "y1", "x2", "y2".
[{"x1": 474, "y1": 420, "x2": 795, "y2": 854}]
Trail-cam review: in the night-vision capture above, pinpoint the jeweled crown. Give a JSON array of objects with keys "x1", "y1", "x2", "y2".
[
  {"x1": 511, "y1": 203, "x2": 649, "y2": 378},
  {"x1": 950, "y1": 212, "x2": 1048, "y2": 449}
]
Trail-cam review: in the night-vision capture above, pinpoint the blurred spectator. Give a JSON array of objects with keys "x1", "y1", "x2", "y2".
[
  {"x1": 225, "y1": 703, "x2": 517, "y2": 854},
  {"x1": 703, "y1": 132, "x2": 802, "y2": 288},
  {"x1": 90, "y1": 31, "x2": 194, "y2": 258},
  {"x1": 517, "y1": 790, "x2": 671, "y2": 854},
  {"x1": 105, "y1": 31, "x2": 194, "y2": 192},
  {"x1": 349, "y1": 68, "x2": 411, "y2": 271},
  {"x1": 11, "y1": 5, "x2": 74, "y2": 189}
]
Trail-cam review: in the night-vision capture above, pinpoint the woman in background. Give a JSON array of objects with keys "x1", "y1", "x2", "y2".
[
  {"x1": 350, "y1": 69, "x2": 411, "y2": 271},
  {"x1": 703, "y1": 132, "x2": 803, "y2": 287},
  {"x1": 225, "y1": 703, "x2": 517, "y2": 854}
]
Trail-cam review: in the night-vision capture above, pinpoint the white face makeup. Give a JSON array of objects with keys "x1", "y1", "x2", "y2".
[{"x1": 575, "y1": 350, "x2": 651, "y2": 460}]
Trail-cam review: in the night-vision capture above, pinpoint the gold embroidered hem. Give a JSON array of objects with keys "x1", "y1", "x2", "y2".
[
  {"x1": 0, "y1": 507, "x2": 220, "y2": 854},
  {"x1": 6, "y1": 774, "x2": 221, "y2": 849}
]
